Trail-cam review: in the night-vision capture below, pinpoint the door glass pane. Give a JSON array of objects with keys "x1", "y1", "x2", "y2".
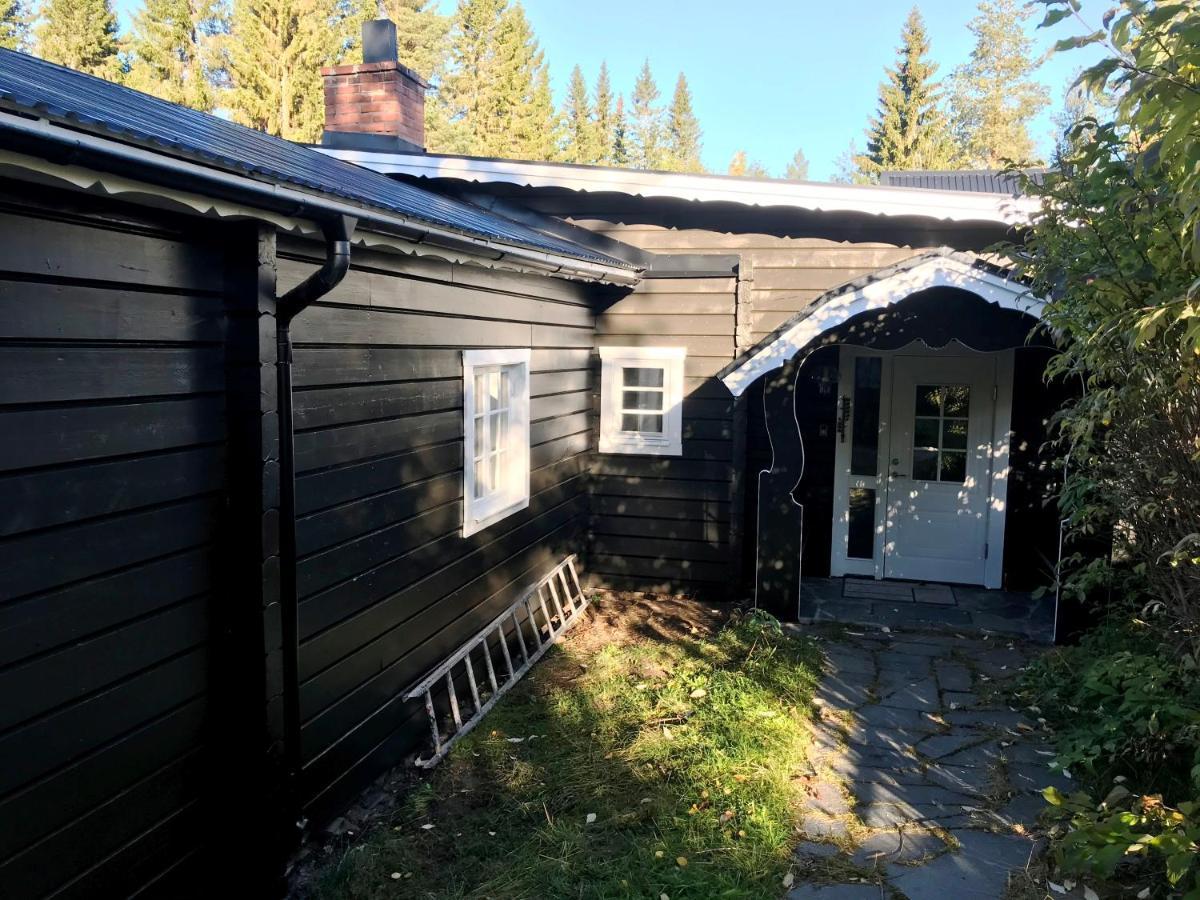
[
  {"x1": 847, "y1": 487, "x2": 875, "y2": 559},
  {"x1": 914, "y1": 386, "x2": 942, "y2": 417},
  {"x1": 913, "y1": 417, "x2": 939, "y2": 448},
  {"x1": 942, "y1": 419, "x2": 968, "y2": 450},
  {"x1": 911, "y1": 383, "x2": 971, "y2": 483},
  {"x1": 850, "y1": 356, "x2": 882, "y2": 476},
  {"x1": 912, "y1": 449, "x2": 939, "y2": 481},
  {"x1": 940, "y1": 451, "x2": 967, "y2": 482},
  {"x1": 623, "y1": 366, "x2": 664, "y2": 387}
]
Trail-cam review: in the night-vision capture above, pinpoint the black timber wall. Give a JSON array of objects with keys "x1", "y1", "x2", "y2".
[
  {"x1": 0, "y1": 184, "x2": 282, "y2": 898},
  {"x1": 277, "y1": 237, "x2": 596, "y2": 821},
  {"x1": 589, "y1": 274, "x2": 739, "y2": 597}
]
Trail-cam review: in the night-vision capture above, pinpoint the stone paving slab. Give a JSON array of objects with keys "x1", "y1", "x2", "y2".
[{"x1": 793, "y1": 627, "x2": 1058, "y2": 899}]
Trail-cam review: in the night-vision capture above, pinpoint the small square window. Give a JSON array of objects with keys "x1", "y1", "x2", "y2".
[
  {"x1": 599, "y1": 347, "x2": 685, "y2": 456},
  {"x1": 462, "y1": 349, "x2": 530, "y2": 536}
]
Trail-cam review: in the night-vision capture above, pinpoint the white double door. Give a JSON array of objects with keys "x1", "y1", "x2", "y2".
[{"x1": 830, "y1": 345, "x2": 1012, "y2": 588}]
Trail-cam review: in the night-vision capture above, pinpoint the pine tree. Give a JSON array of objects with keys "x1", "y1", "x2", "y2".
[
  {"x1": 832, "y1": 139, "x2": 872, "y2": 184},
  {"x1": 858, "y1": 7, "x2": 958, "y2": 177},
  {"x1": 610, "y1": 93, "x2": 629, "y2": 167},
  {"x1": 593, "y1": 61, "x2": 615, "y2": 163},
  {"x1": 561, "y1": 64, "x2": 600, "y2": 163},
  {"x1": 125, "y1": 0, "x2": 226, "y2": 111},
  {"x1": 36, "y1": 0, "x2": 121, "y2": 78},
  {"x1": 948, "y1": 0, "x2": 1049, "y2": 167},
  {"x1": 1, "y1": 0, "x2": 29, "y2": 51},
  {"x1": 226, "y1": 0, "x2": 359, "y2": 142},
  {"x1": 628, "y1": 59, "x2": 663, "y2": 170},
  {"x1": 784, "y1": 148, "x2": 809, "y2": 180},
  {"x1": 663, "y1": 72, "x2": 702, "y2": 173},
  {"x1": 430, "y1": 0, "x2": 558, "y2": 160}
]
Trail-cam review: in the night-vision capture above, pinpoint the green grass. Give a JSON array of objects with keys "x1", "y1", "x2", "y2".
[{"x1": 310, "y1": 609, "x2": 824, "y2": 899}]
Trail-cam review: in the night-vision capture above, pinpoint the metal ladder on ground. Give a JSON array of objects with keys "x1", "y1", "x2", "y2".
[{"x1": 403, "y1": 555, "x2": 588, "y2": 768}]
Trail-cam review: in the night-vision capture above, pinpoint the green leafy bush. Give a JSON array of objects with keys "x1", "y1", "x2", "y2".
[
  {"x1": 1043, "y1": 786, "x2": 1200, "y2": 897},
  {"x1": 1015, "y1": 623, "x2": 1200, "y2": 801}
]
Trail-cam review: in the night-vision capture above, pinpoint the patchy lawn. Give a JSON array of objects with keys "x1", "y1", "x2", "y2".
[{"x1": 300, "y1": 594, "x2": 823, "y2": 899}]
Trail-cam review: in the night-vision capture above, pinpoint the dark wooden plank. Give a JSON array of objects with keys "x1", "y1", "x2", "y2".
[
  {"x1": 0, "y1": 598, "x2": 209, "y2": 734},
  {"x1": 296, "y1": 471, "x2": 460, "y2": 556},
  {"x1": 0, "y1": 547, "x2": 214, "y2": 667},
  {"x1": 588, "y1": 514, "x2": 725, "y2": 543},
  {"x1": 293, "y1": 305, "x2": 532, "y2": 348},
  {"x1": 530, "y1": 348, "x2": 590, "y2": 372},
  {"x1": 295, "y1": 443, "x2": 462, "y2": 515},
  {"x1": 0, "y1": 495, "x2": 221, "y2": 600},
  {"x1": 595, "y1": 314, "x2": 734, "y2": 336},
  {"x1": 594, "y1": 475, "x2": 731, "y2": 503},
  {"x1": 595, "y1": 334, "x2": 733, "y2": 358},
  {"x1": 299, "y1": 517, "x2": 580, "y2": 767},
  {"x1": 585, "y1": 572, "x2": 725, "y2": 595},
  {"x1": 530, "y1": 389, "x2": 590, "y2": 421},
  {"x1": 292, "y1": 346, "x2": 462, "y2": 387},
  {"x1": 592, "y1": 494, "x2": 729, "y2": 522},
  {"x1": 292, "y1": 379, "x2": 460, "y2": 430},
  {"x1": 298, "y1": 502, "x2": 461, "y2": 599},
  {"x1": 0, "y1": 648, "x2": 206, "y2": 797},
  {"x1": 0, "y1": 396, "x2": 226, "y2": 472},
  {"x1": 531, "y1": 370, "x2": 589, "y2": 396},
  {"x1": 531, "y1": 431, "x2": 589, "y2": 470},
  {"x1": 0, "y1": 210, "x2": 224, "y2": 291},
  {"x1": 298, "y1": 484, "x2": 585, "y2": 686},
  {"x1": 0, "y1": 281, "x2": 226, "y2": 343},
  {"x1": 531, "y1": 323, "x2": 593, "y2": 348},
  {"x1": 588, "y1": 552, "x2": 729, "y2": 583},
  {"x1": 590, "y1": 534, "x2": 729, "y2": 563},
  {"x1": 0, "y1": 446, "x2": 225, "y2": 538},
  {"x1": 590, "y1": 457, "x2": 731, "y2": 481},
  {"x1": 0, "y1": 698, "x2": 205, "y2": 862},
  {"x1": 294, "y1": 409, "x2": 461, "y2": 472},
  {"x1": 531, "y1": 411, "x2": 589, "y2": 447},
  {"x1": 0, "y1": 750, "x2": 205, "y2": 899},
  {"x1": 297, "y1": 461, "x2": 587, "y2": 649}
]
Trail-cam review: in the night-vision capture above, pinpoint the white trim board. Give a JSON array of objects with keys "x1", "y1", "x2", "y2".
[
  {"x1": 318, "y1": 148, "x2": 1041, "y2": 226},
  {"x1": 721, "y1": 255, "x2": 1046, "y2": 398}
]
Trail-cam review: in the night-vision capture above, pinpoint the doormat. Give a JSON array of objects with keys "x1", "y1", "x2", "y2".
[{"x1": 842, "y1": 579, "x2": 914, "y2": 602}]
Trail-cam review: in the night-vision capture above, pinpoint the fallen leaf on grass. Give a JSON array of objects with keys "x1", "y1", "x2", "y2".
[
  {"x1": 689, "y1": 688, "x2": 707, "y2": 699},
  {"x1": 676, "y1": 856, "x2": 688, "y2": 867},
  {"x1": 782, "y1": 872, "x2": 795, "y2": 888},
  {"x1": 585, "y1": 813, "x2": 597, "y2": 824},
  {"x1": 1083, "y1": 888, "x2": 1099, "y2": 900},
  {"x1": 420, "y1": 823, "x2": 435, "y2": 830}
]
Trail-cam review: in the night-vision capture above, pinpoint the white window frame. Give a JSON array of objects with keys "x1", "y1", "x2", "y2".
[
  {"x1": 598, "y1": 346, "x2": 686, "y2": 456},
  {"x1": 462, "y1": 349, "x2": 531, "y2": 537}
]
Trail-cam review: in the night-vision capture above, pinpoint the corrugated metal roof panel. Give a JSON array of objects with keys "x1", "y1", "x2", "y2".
[
  {"x1": 878, "y1": 169, "x2": 1047, "y2": 195},
  {"x1": 0, "y1": 49, "x2": 634, "y2": 270}
]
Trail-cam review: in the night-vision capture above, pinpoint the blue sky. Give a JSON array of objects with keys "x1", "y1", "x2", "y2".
[
  {"x1": 110, "y1": 0, "x2": 1106, "y2": 181},
  {"x1": 508, "y1": 0, "x2": 1105, "y2": 180}
]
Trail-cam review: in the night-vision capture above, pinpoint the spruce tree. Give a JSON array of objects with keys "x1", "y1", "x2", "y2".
[
  {"x1": 663, "y1": 72, "x2": 702, "y2": 173},
  {"x1": 375, "y1": 0, "x2": 448, "y2": 82},
  {"x1": 125, "y1": 0, "x2": 226, "y2": 111},
  {"x1": 628, "y1": 59, "x2": 663, "y2": 170},
  {"x1": 561, "y1": 64, "x2": 601, "y2": 163},
  {"x1": 610, "y1": 93, "x2": 629, "y2": 167},
  {"x1": 784, "y1": 148, "x2": 809, "y2": 180},
  {"x1": 593, "y1": 61, "x2": 615, "y2": 163},
  {"x1": 948, "y1": 0, "x2": 1049, "y2": 166},
  {"x1": 36, "y1": 0, "x2": 121, "y2": 78},
  {"x1": 226, "y1": 0, "x2": 359, "y2": 142},
  {"x1": 431, "y1": 0, "x2": 557, "y2": 160},
  {"x1": 727, "y1": 150, "x2": 767, "y2": 178},
  {"x1": 858, "y1": 7, "x2": 958, "y2": 177},
  {"x1": 1, "y1": 0, "x2": 29, "y2": 51}
]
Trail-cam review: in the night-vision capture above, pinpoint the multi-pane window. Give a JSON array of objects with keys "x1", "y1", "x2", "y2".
[
  {"x1": 599, "y1": 347, "x2": 685, "y2": 456},
  {"x1": 911, "y1": 384, "x2": 970, "y2": 483},
  {"x1": 462, "y1": 350, "x2": 530, "y2": 536}
]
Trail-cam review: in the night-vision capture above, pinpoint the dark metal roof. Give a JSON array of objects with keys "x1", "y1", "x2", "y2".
[
  {"x1": 0, "y1": 49, "x2": 634, "y2": 271},
  {"x1": 878, "y1": 169, "x2": 1048, "y2": 196}
]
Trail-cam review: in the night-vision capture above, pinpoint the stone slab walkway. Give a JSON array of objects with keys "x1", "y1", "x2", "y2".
[
  {"x1": 798, "y1": 578, "x2": 1056, "y2": 644},
  {"x1": 787, "y1": 626, "x2": 1072, "y2": 900}
]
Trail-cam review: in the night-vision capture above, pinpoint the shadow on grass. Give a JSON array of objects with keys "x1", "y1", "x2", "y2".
[{"x1": 308, "y1": 611, "x2": 824, "y2": 900}]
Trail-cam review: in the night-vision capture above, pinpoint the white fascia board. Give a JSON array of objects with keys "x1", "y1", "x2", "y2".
[
  {"x1": 720, "y1": 256, "x2": 1046, "y2": 398},
  {"x1": 318, "y1": 148, "x2": 1041, "y2": 226}
]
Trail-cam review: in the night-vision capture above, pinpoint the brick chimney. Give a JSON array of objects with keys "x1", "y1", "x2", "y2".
[{"x1": 321, "y1": 19, "x2": 428, "y2": 153}]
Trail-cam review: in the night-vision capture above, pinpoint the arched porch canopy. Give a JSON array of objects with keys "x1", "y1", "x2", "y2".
[{"x1": 718, "y1": 249, "x2": 1048, "y2": 397}]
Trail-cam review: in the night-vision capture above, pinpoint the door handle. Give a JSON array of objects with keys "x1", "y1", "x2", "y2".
[{"x1": 891, "y1": 472, "x2": 907, "y2": 478}]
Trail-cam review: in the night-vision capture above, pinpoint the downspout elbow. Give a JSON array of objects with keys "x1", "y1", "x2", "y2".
[{"x1": 278, "y1": 215, "x2": 357, "y2": 327}]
